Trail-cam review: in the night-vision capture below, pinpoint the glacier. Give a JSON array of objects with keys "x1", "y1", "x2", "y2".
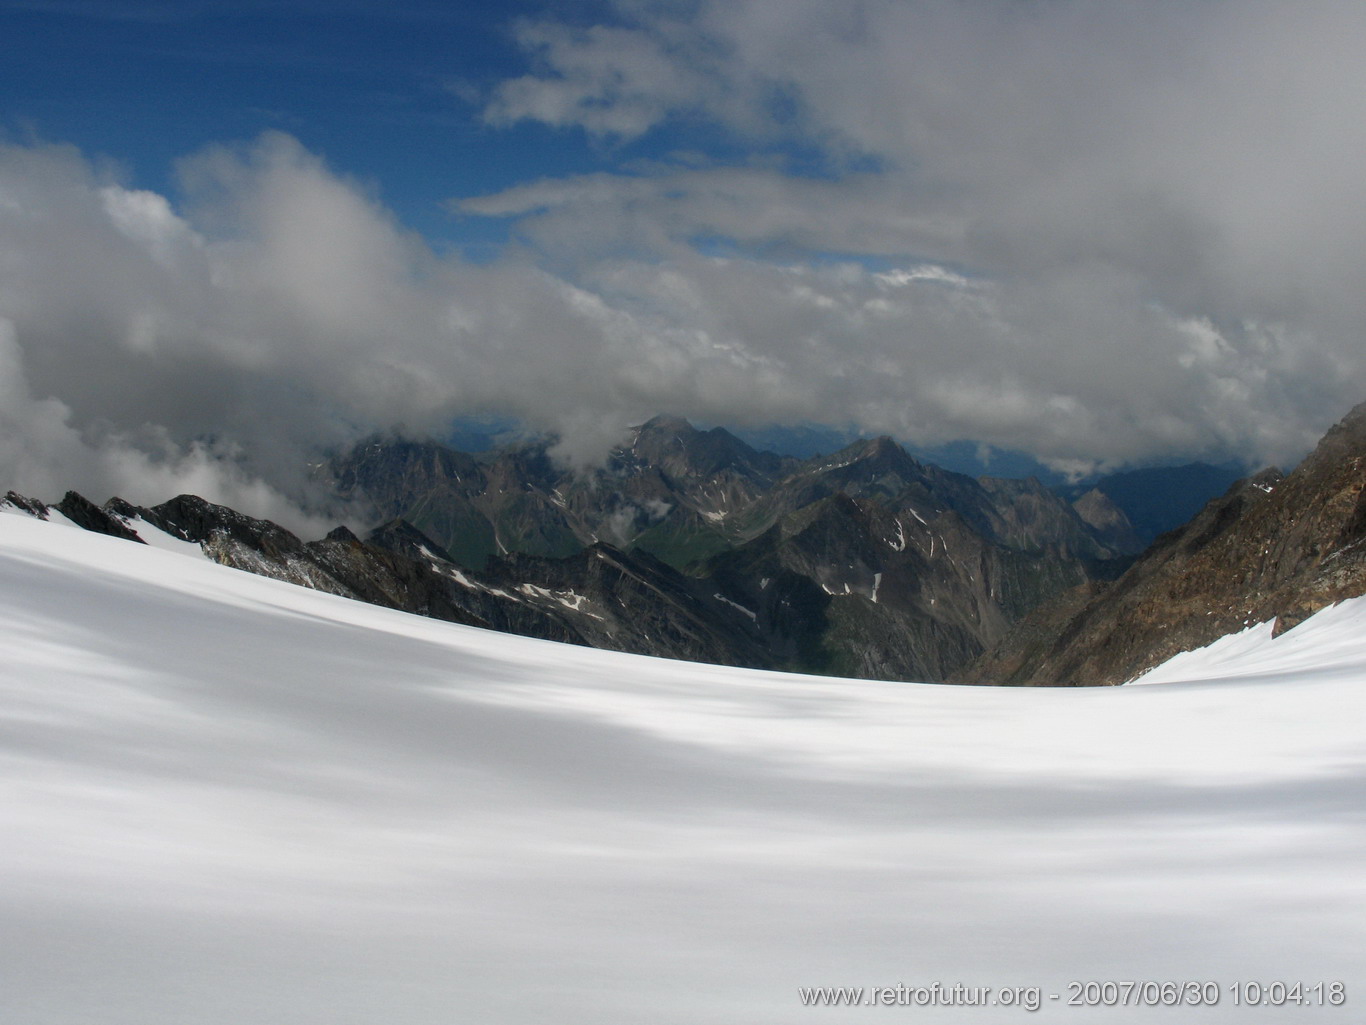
[{"x1": 2, "y1": 512, "x2": 1363, "y2": 1023}]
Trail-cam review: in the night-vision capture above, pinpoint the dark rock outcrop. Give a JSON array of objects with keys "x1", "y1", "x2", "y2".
[{"x1": 54, "y1": 492, "x2": 147, "y2": 542}]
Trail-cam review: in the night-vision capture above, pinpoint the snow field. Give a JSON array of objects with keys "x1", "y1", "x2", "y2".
[{"x1": 1, "y1": 514, "x2": 1363, "y2": 1023}]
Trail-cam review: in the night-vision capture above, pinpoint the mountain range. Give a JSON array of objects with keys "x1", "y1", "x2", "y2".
[{"x1": 7, "y1": 409, "x2": 1340, "y2": 685}]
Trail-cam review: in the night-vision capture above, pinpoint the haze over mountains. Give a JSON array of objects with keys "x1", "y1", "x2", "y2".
[{"x1": 4, "y1": 408, "x2": 1309, "y2": 686}]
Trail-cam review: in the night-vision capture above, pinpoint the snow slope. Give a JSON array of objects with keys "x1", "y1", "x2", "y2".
[{"x1": 2, "y1": 513, "x2": 1363, "y2": 1023}]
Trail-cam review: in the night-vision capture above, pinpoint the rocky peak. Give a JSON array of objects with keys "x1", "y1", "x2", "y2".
[
  {"x1": 1305, "y1": 398, "x2": 1366, "y2": 464},
  {"x1": 2, "y1": 490, "x2": 48, "y2": 518},
  {"x1": 366, "y1": 518, "x2": 458, "y2": 563},
  {"x1": 831, "y1": 435, "x2": 921, "y2": 473},
  {"x1": 1070, "y1": 487, "x2": 1141, "y2": 555},
  {"x1": 635, "y1": 414, "x2": 696, "y2": 437},
  {"x1": 862, "y1": 435, "x2": 908, "y2": 461},
  {"x1": 56, "y1": 492, "x2": 146, "y2": 542},
  {"x1": 141, "y1": 495, "x2": 313, "y2": 566},
  {"x1": 630, "y1": 415, "x2": 779, "y2": 481}
]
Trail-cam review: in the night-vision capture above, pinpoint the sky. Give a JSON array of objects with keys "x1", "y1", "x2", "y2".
[{"x1": 2, "y1": 0, "x2": 1365, "y2": 525}]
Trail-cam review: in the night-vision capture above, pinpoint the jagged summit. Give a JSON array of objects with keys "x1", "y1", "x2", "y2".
[
  {"x1": 634, "y1": 413, "x2": 694, "y2": 436},
  {"x1": 851, "y1": 434, "x2": 913, "y2": 462},
  {"x1": 803, "y1": 434, "x2": 923, "y2": 475},
  {"x1": 630, "y1": 415, "x2": 783, "y2": 481}
]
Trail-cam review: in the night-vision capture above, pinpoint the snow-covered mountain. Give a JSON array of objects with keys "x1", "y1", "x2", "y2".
[{"x1": 3, "y1": 511, "x2": 1362, "y2": 1023}]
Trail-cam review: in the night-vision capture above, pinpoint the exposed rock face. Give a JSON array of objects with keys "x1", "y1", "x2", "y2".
[
  {"x1": 1070, "y1": 488, "x2": 1142, "y2": 554},
  {"x1": 54, "y1": 492, "x2": 148, "y2": 542},
  {"x1": 482, "y1": 544, "x2": 770, "y2": 669},
  {"x1": 958, "y1": 402, "x2": 1366, "y2": 686}
]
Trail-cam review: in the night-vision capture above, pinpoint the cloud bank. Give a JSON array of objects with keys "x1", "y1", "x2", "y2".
[
  {"x1": 474, "y1": 0, "x2": 1366, "y2": 460},
  {"x1": 2, "y1": 0, "x2": 1365, "y2": 523}
]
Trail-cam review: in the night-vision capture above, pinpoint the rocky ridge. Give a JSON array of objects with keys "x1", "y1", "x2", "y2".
[
  {"x1": 2, "y1": 490, "x2": 768, "y2": 669},
  {"x1": 957, "y1": 401, "x2": 1366, "y2": 685}
]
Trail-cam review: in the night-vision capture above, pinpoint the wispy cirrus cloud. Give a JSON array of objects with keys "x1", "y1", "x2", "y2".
[{"x1": 483, "y1": 19, "x2": 725, "y2": 140}]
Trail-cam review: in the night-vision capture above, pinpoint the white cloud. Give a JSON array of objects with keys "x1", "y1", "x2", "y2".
[
  {"x1": 0, "y1": 317, "x2": 331, "y2": 536},
  {"x1": 6, "y1": 0, "x2": 1366, "y2": 523},
  {"x1": 459, "y1": 0, "x2": 1366, "y2": 467},
  {"x1": 484, "y1": 20, "x2": 719, "y2": 140},
  {"x1": 98, "y1": 185, "x2": 203, "y2": 269}
]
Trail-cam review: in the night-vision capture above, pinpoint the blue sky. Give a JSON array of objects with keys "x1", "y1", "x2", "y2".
[
  {"x1": 3, "y1": 2, "x2": 572, "y2": 246},
  {"x1": 1, "y1": 0, "x2": 1364, "y2": 514},
  {"x1": 1, "y1": 1, "x2": 836, "y2": 254}
]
